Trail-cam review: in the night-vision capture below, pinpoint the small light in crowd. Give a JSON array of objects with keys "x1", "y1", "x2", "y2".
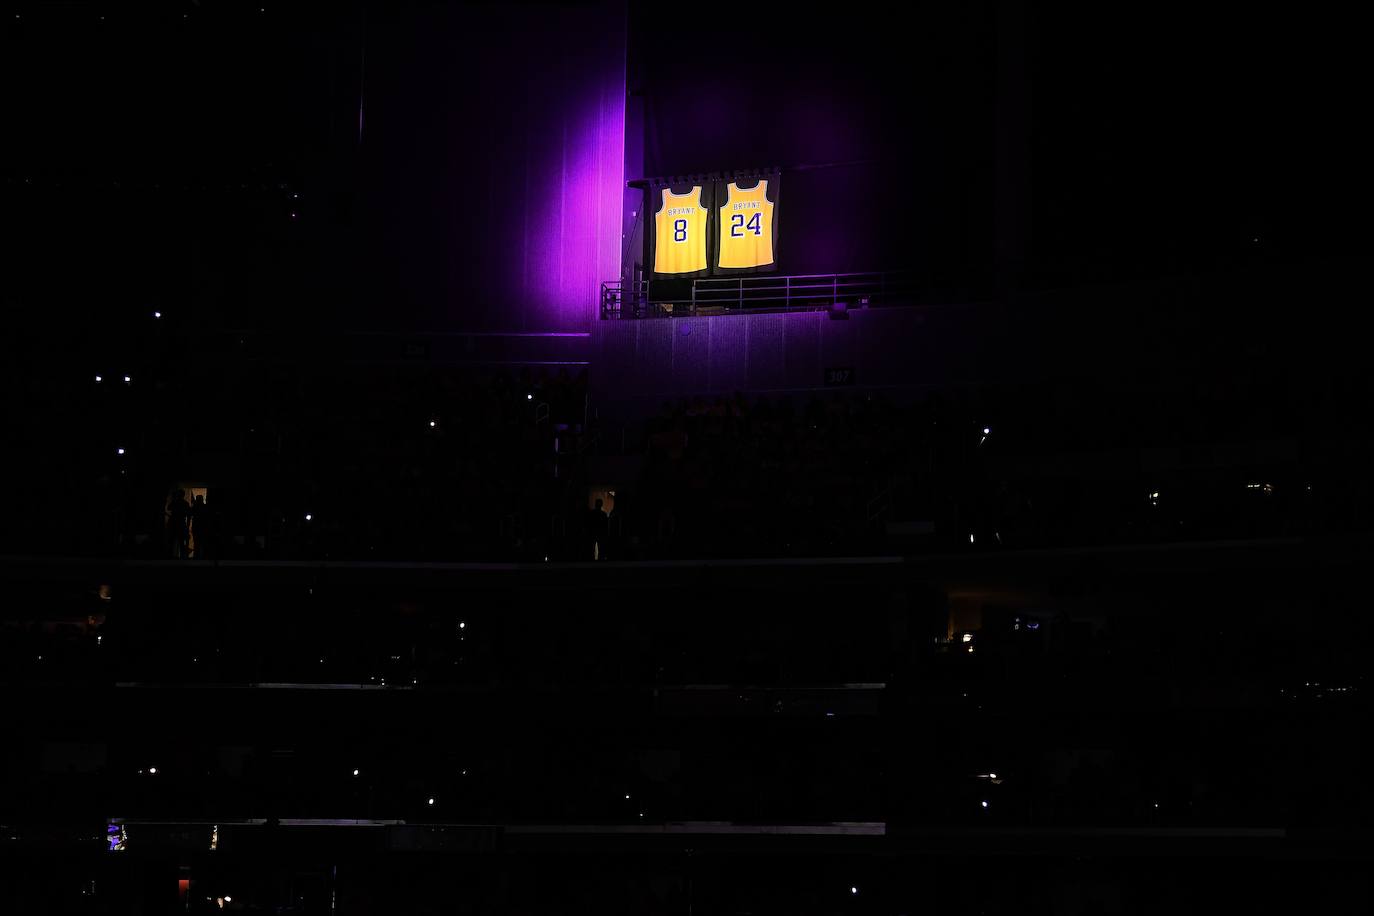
[
  {"x1": 981, "y1": 800, "x2": 988, "y2": 808},
  {"x1": 962, "y1": 633, "x2": 973, "y2": 643},
  {"x1": 427, "y1": 797, "x2": 435, "y2": 806},
  {"x1": 123, "y1": 375, "x2": 132, "y2": 384},
  {"x1": 983, "y1": 427, "x2": 991, "y2": 435},
  {"x1": 624, "y1": 793, "x2": 631, "y2": 799},
  {"x1": 458, "y1": 621, "x2": 466, "y2": 629},
  {"x1": 969, "y1": 533, "x2": 975, "y2": 543},
  {"x1": 352, "y1": 769, "x2": 359, "y2": 777},
  {"x1": 223, "y1": 897, "x2": 231, "y2": 904},
  {"x1": 116, "y1": 447, "x2": 126, "y2": 455},
  {"x1": 304, "y1": 513, "x2": 312, "y2": 521},
  {"x1": 526, "y1": 393, "x2": 533, "y2": 400},
  {"x1": 429, "y1": 420, "x2": 436, "y2": 428},
  {"x1": 850, "y1": 887, "x2": 858, "y2": 895},
  {"x1": 94, "y1": 375, "x2": 103, "y2": 383},
  {"x1": 148, "y1": 767, "x2": 157, "y2": 775},
  {"x1": 988, "y1": 772, "x2": 997, "y2": 779},
  {"x1": 153, "y1": 311, "x2": 162, "y2": 319}
]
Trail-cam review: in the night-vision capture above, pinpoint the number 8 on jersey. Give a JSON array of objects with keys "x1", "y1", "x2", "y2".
[{"x1": 653, "y1": 186, "x2": 709, "y2": 275}]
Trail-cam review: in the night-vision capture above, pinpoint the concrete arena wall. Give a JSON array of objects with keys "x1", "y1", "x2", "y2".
[{"x1": 591, "y1": 303, "x2": 1023, "y2": 404}]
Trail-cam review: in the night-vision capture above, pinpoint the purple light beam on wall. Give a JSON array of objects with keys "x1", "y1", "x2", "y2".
[{"x1": 513, "y1": 7, "x2": 626, "y2": 332}]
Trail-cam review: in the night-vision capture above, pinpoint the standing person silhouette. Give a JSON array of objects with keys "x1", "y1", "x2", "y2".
[
  {"x1": 190, "y1": 494, "x2": 210, "y2": 559},
  {"x1": 587, "y1": 498, "x2": 610, "y2": 560},
  {"x1": 168, "y1": 489, "x2": 191, "y2": 559}
]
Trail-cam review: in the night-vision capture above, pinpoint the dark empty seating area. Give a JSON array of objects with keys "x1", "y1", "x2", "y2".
[{"x1": 8, "y1": 339, "x2": 1371, "y2": 562}]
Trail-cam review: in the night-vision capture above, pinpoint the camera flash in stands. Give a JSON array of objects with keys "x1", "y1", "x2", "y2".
[
  {"x1": 304, "y1": 513, "x2": 313, "y2": 522},
  {"x1": 123, "y1": 375, "x2": 132, "y2": 384},
  {"x1": 352, "y1": 769, "x2": 359, "y2": 777},
  {"x1": 116, "y1": 448, "x2": 126, "y2": 455},
  {"x1": 981, "y1": 800, "x2": 988, "y2": 808},
  {"x1": 459, "y1": 621, "x2": 466, "y2": 629},
  {"x1": 526, "y1": 393, "x2": 533, "y2": 400},
  {"x1": 429, "y1": 420, "x2": 436, "y2": 428},
  {"x1": 148, "y1": 767, "x2": 157, "y2": 775},
  {"x1": 94, "y1": 375, "x2": 102, "y2": 383},
  {"x1": 153, "y1": 311, "x2": 162, "y2": 319},
  {"x1": 851, "y1": 887, "x2": 858, "y2": 895},
  {"x1": 427, "y1": 797, "x2": 435, "y2": 806}
]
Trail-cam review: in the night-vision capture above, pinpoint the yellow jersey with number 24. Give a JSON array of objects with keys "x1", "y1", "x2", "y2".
[{"x1": 717, "y1": 179, "x2": 774, "y2": 269}]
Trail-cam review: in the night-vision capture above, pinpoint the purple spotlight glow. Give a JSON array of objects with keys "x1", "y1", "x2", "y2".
[{"x1": 433, "y1": 4, "x2": 625, "y2": 332}]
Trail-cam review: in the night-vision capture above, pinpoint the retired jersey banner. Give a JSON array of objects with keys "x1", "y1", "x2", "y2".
[
  {"x1": 649, "y1": 181, "x2": 715, "y2": 279},
  {"x1": 713, "y1": 171, "x2": 779, "y2": 274}
]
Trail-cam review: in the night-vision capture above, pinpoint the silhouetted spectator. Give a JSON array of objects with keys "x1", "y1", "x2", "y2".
[
  {"x1": 190, "y1": 494, "x2": 212, "y2": 559},
  {"x1": 167, "y1": 489, "x2": 191, "y2": 559},
  {"x1": 587, "y1": 498, "x2": 609, "y2": 560}
]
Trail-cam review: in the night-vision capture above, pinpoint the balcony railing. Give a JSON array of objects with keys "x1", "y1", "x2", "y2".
[{"x1": 601, "y1": 271, "x2": 915, "y2": 319}]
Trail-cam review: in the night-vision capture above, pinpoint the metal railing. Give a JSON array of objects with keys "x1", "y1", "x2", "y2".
[{"x1": 601, "y1": 271, "x2": 915, "y2": 319}]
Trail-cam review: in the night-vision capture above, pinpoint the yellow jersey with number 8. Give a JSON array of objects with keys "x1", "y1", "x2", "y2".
[
  {"x1": 717, "y1": 180, "x2": 774, "y2": 269},
  {"x1": 653, "y1": 186, "x2": 708, "y2": 275}
]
